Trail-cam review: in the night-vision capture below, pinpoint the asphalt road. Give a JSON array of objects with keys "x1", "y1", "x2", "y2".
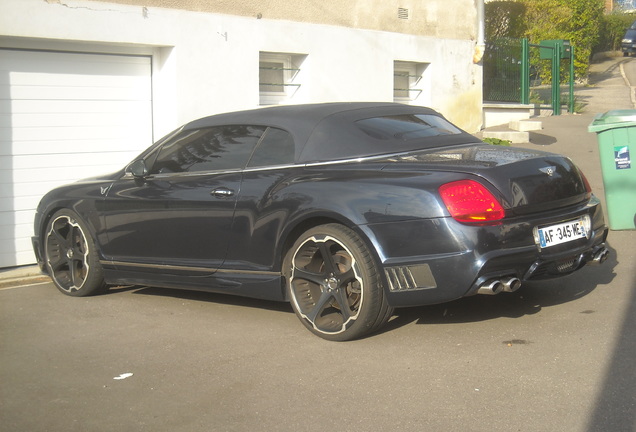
[
  {"x1": 623, "y1": 56, "x2": 636, "y2": 93},
  {"x1": 2, "y1": 189, "x2": 635, "y2": 432},
  {"x1": 2, "y1": 58, "x2": 636, "y2": 432},
  {"x1": 1, "y1": 242, "x2": 634, "y2": 432}
]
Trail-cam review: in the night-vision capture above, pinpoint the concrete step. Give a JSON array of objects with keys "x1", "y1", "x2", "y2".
[
  {"x1": 482, "y1": 130, "x2": 529, "y2": 144},
  {"x1": 510, "y1": 119, "x2": 542, "y2": 132}
]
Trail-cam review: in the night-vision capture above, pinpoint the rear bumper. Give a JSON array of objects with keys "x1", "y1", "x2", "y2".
[
  {"x1": 362, "y1": 197, "x2": 609, "y2": 308},
  {"x1": 622, "y1": 43, "x2": 636, "y2": 54}
]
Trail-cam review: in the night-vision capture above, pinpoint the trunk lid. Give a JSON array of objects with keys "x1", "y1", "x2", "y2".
[{"x1": 379, "y1": 144, "x2": 590, "y2": 214}]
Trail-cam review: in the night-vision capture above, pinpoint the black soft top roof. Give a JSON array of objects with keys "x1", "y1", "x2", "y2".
[{"x1": 185, "y1": 102, "x2": 476, "y2": 163}]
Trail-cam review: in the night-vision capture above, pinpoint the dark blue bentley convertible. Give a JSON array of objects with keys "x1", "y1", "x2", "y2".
[{"x1": 32, "y1": 103, "x2": 609, "y2": 340}]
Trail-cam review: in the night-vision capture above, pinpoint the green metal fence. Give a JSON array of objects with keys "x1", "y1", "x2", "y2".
[
  {"x1": 483, "y1": 37, "x2": 574, "y2": 115},
  {"x1": 483, "y1": 37, "x2": 523, "y2": 103}
]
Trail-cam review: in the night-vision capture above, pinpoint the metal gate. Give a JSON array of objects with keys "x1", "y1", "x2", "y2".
[
  {"x1": 483, "y1": 37, "x2": 523, "y2": 103},
  {"x1": 483, "y1": 38, "x2": 574, "y2": 114}
]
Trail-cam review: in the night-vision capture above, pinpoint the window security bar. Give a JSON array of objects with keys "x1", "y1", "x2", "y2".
[
  {"x1": 394, "y1": 73, "x2": 422, "y2": 86},
  {"x1": 393, "y1": 88, "x2": 423, "y2": 94},
  {"x1": 259, "y1": 66, "x2": 301, "y2": 72},
  {"x1": 259, "y1": 83, "x2": 302, "y2": 87}
]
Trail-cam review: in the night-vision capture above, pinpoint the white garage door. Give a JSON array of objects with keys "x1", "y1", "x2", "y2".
[{"x1": 0, "y1": 49, "x2": 153, "y2": 268}]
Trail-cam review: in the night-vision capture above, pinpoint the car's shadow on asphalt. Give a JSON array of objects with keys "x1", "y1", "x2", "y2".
[
  {"x1": 117, "y1": 285, "x2": 294, "y2": 314},
  {"x1": 108, "y1": 243, "x2": 618, "y2": 336},
  {"x1": 382, "y1": 242, "x2": 618, "y2": 333}
]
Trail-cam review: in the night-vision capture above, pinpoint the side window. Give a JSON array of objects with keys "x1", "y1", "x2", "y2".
[
  {"x1": 247, "y1": 127, "x2": 295, "y2": 167},
  {"x1": 149, "y1": 125, "x2": 266, "y2": 174}
]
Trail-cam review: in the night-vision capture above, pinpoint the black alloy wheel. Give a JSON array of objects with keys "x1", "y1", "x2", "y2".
[
  {"x1": 44, "y1": 209, "x2": 106, "y2": 296},
  {"x1": 285, "y1": 224, "x2": 393, "y2": 341}
]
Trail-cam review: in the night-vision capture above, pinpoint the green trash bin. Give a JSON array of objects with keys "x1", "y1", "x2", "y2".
[{"x1": 588, "y1": 109, "x2": 636, "y2": 230}]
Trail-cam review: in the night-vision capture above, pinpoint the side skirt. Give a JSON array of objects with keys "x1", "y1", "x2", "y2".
[{"x1": 101, "y1": 261, "x2": 286, "y2": 302}]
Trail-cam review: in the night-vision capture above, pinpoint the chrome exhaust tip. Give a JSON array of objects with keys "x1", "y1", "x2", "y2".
[
  {"x1": 501, "y1": 276, "x2": 522, "y2": 293},
  {"x1": 589, "y1": 246, "x2": 609, "y2": 266},
  {"x1": 477, "y1": 279, "x2": 504, "y2": 295}
]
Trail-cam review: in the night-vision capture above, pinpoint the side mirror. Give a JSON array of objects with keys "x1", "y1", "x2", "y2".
[{"x1": 127, "y1": 160, "x2": 148, "y2": 178}]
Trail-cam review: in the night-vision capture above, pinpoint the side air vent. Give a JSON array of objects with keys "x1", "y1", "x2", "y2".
[
  {"x1": 385, "y1": 264, "x2": 436, "y2": 291},
  {"x1": 398, "y1": 8, "x2": 409, "y2": 19}
]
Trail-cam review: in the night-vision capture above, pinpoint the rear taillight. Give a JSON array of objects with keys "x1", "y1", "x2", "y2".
[{"x1": 439, "y1": 180, "x2": 505, "y2": 223}]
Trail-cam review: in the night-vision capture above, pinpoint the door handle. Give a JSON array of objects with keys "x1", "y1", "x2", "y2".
[{"x1": 210, "y1": 187, "x2": 235, "y2": 198}]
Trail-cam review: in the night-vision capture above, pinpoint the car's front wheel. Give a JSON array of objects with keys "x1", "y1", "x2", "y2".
[
  {"x1": 44, "y1": 209, "x2": 107, "y2": 296},
  {"x1": 284, "y1": 224, "x2": 393, "y2": 341}
]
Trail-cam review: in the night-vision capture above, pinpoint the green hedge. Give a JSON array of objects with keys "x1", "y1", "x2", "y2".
[{"x1": 595, "y1": 12, "x2": 636, "y2": 53}]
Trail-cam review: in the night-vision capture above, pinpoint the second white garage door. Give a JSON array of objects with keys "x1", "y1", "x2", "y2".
[{"x1": 0, "y1": 49, "x2": 153, "y2": 268}]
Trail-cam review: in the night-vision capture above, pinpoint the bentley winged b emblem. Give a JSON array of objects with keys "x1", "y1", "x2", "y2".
[{"x1": 539, "y1": 166, "x2": 556, "y2": 176}]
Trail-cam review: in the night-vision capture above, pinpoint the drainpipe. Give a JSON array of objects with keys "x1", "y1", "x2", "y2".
[{"x1": 473, "y1": 0, "x2": 485, "y2": 64}]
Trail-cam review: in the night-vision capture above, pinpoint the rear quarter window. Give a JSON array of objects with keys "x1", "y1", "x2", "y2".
[{"x1": 356, "y1": 114, "x2": 462, "y2": 141}]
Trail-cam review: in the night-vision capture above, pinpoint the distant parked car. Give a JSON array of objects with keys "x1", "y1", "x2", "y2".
[
  {"x1": 622, "y1": 21, "x2": 636, "y2": 56},
  {"x1": 32, "y1": 103, "x2": 609, "y2": 341}
]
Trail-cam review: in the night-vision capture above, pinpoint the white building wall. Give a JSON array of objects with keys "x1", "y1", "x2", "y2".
[
  {"x1": 1, "y1": 0, "x2": 482, "y2": 136},
  {"x1": 0, "y1": 0, "x2": 482, "y2": 267}
]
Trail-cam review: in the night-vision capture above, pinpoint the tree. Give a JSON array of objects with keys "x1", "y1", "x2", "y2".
[
  {"x1": 486, "y1": 0, "x2": 605, "y2": 81},
  {"x1": 596, "y1": 12, "x2": 636, "y2": 52},
  {"x1": 485, "y1": 1, "x2": 527, "y2": 40}
]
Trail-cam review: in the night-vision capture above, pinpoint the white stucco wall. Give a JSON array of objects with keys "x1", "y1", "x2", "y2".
[{"x1": 1, "y1": 0, "x2": 482, "y2": 136}]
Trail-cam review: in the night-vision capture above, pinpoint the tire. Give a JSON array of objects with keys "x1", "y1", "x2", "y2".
[
  {"x1": 44, "y1": 209, "x2": 107, "y2": 296},
  {"x1": 284, "y1": 224, "x2": 393, "y2": 341}
]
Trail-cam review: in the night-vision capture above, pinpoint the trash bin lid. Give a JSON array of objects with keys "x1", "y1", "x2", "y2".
[{"x1": 588, "y1": 109, "x2": 636, "y2": 133}]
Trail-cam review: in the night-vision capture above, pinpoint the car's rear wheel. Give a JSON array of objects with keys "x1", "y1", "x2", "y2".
[
  {"x1": 285, "y1": 224, "x2": 393, "y2": 341},
  {"x1": 44, "y1": 209, "x2": 106, "y2": 296}
]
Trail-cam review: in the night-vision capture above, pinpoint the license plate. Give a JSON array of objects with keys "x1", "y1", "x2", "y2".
[{"x1": 537, "y1": 218, "x2": 587, "y2": 248}]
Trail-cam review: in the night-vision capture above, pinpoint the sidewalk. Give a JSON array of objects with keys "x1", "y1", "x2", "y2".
[
  {"x1": 0, "y1": 264, "x2": 48, "y2": 288},
  {"x1": 2, "y1": 53, "x2": 634, "y2": 287},
  {"x1": 577, "y1": 51, "x2": 635, "y2": 114}
]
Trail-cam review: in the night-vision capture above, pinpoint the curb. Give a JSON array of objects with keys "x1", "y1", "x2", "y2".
[
  {"x1": 0, "y1": 275, "x2": 51, "y2": 289},
  {"x1": 0, "y1": 265, "x2": 50, "y2": 288},
  {"x1": 618, "y1": 61, "x2": 636, "y2": 109}
]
